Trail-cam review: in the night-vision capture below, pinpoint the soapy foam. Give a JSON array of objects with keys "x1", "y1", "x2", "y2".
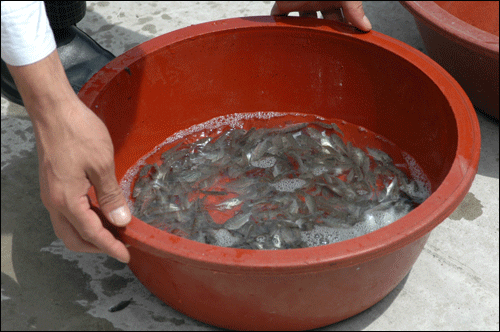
[
  {"x1": 251, "y1": 156, "x2": 277, "y2": 168},
  {"x1": 312, "y1": 166, "x2": 328, "y2": 176},
  {"x1": 402, "y1": 151, "x2": 431, "y2": 195},
  {"x1": 271, "y1": 178, "x2": 307, "y2": 192},
  {"x1": 301, "y1": 226, "x2": 362, "y2": 247},
  {"x1": 213, "y1": 229, "x2": 240, "y2": 248},
  {"x1": 301, "y1": 203, "x2": 413, "y2": 247}
]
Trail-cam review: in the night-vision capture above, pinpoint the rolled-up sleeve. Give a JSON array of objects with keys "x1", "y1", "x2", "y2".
[{"x1": 1, "y1": 1, "x2": 56, "y2": 66}]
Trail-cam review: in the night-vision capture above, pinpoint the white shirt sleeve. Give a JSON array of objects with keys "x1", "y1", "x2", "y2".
[{"x1": 1, "y1": 1, "x2": 56, "y2": 66}]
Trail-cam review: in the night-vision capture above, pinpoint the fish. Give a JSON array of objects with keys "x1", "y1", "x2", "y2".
[
  {"x1": 132, "y1": 120, "x2": 429, "y2": 250},
  {"x1": 138, "y1": 164, "x2": 153, "y2": 178},
  {"x1": 304, "y1": 194, "x2": 316, "y2": 214},
  {"x1": 328, "y1": 133, "x2": 348, "y2": 155},
  {"x1": 367, "y1": 147, "x2": 393, "y2": 165},
  {"x1": 271, "y1": 122, "x2": 307, "y2": 134},
  {"x1": 108, "y1": 298, "x2": 133, "y2": 312},
  {"x1": 279, "y1": 225, "x2": 303, "y2": 247},
  {"x1": 223, "y1": 212, "x2": 252, "y2": 230},
  {"x1": 193, "y1": 137, "x2": 212, "y2": 148},
  {"x1": 330, "y1": 123, "x2": 344, "y2": 137},
  {"x1": 250, "y1": 139, "x2": 271, "y2": 161},
  {"x1": 216, "y1": 197, "x2": 243, "y2": 210}
]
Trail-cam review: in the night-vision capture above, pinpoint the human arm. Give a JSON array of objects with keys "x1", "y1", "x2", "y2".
[
  {"x1": 6, "y1": 50, "x2": 132, "y2": 263},
  {"x1": 3, "y1": 1, "x2": 131, "y2": 263}
]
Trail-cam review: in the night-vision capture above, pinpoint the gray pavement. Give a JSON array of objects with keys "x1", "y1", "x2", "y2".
[{"x1": 1, "y1": 1, "x2": 498, "y2": 330}]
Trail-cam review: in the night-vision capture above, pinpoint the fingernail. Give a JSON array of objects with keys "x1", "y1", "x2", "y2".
[
  {"x1": 363, "y1": 15, "x2": 372, "y2": 31},
  {"x1": 117, "y1": 257, "x2": 129, "y2": 264},
  {"x1": 109, "y1": 206, "x2": 131, "y2": 227}
]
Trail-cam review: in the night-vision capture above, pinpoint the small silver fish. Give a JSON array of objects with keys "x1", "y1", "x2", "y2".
[
  {"x1": 272, "y1": 233, "x2": 282, "y2": 248},
  {"x1": 331, "y1": 123, "x2": 344, "y2": 137},
  {"x1": 109, "y1": 298, "x2": 133, "y2": 312},
  {"x1": 177, "y1": 170, "x2": 202, "y2": 183},
  {"x1": 384, "y1": 178, "x2": 399, "y2": 202},
  {"x1": 193, "y1": 137, "x2": 212, "y2": 148},
  {"x1": 329, "y1": 134, "x2": 348, "y2": 155},
  {"x1": 216, "y1": 197, "x2": 243, "y2": 210},
  {"x1": 224, "y1": 212, "x2": 252, "y2": 230},
  {"x1": 273, "y1": 122, "x2": 307, "y2": 134},
  {"x1": 133, "y1": 121, "x2": 428, "y2": 250},
  {"x1": 138, "y1": 164, "x2": 153, "y2": 178},
  {"x1": 367, "y1": 147, "x2": 393, "y2": 165},
  {"x1": 304, "y1": 194, "x2": 316, "y2": 214},
  {"x1": 305, "y1": 126, "x2": 323, "y2": 140}
]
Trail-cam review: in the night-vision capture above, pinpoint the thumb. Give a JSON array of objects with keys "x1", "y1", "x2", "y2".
[
  {"x1": 88, "y1": 166, "x2": 132, "y2": 227},
  {"x1": 342, "y1": 1, "x2": 372, "y2": 31},
  {"x1": 271, "y1": 1, "x2": 294, "y2": 16}
]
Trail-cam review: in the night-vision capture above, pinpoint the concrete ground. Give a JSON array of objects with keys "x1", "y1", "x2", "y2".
[{"x1": 1, "y1": 1, "x2": 498, "y2": 330}]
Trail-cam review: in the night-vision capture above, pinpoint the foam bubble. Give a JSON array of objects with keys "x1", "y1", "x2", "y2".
[
  {"x1": 301, "y1": 225, "x2": 363, "y2": 247},
  {"x1": 213, "y1": 229, "x2": 240, "y2": 247},
  {"x1": 251, "y1": 156, "x2": 277, "y2": 168},
  {"x1": 271, "y1": 178, "x2": 306, "y2": 192},
  {"x1": 299, "y1": 198, "x2": 418, "y2": 247},
  {"x1": 402, "y1": 151, "x2": 431, "y2": 195},
  {"x1": 312, "y1": 166, "x2": 328, "y2": 176}
]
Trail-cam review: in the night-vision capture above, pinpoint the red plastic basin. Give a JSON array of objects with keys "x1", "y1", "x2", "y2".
[
  {"x1": 80, "y1": 17, "x2": 480, "y2": 330},
  {"x1": 401, "y1": 1, "x2": 499, "y2": 120}
]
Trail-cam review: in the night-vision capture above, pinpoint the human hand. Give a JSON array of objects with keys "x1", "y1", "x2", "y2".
[
  {"x1": 35, "y1": 98, "x2": 132, "y2": 263},
  {"x1": 7, "y1": 51, "x2": 132, "y2": 263},
  {"x1": 271, "y1": 1, "x2": 372, "y2": 31}
]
